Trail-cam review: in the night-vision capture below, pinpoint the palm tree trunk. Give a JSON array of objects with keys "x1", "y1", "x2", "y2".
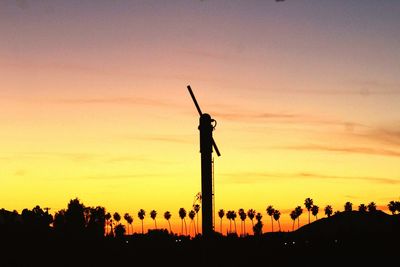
[
  {"x1": 278, "y1": 220, "x2": 281, "y2": 231},
  {"x1": 244, "y1": 221, "x2": 246, "y2": 236},
  {"x1": 229, "y1": 220, "x2": 232, "y2": 233},
  {"x1": 233, "y1": 220, "x2": 237, "y2": 234},
  {"x1": 141, "y1": 220, "x2": 144, "y2": 234},
  {"x1": 308, "y1": 211, "x2": 310, "y2": 224},
  {"x1": 271, "y1": 217, "x2": 274, "y2": 232},
  {"x1": 154, "y1": 219, "x2": 157, "y2": 229},
  {"x1": 181, "y1": 219, "x2": 183, "y2": 235},
  {"x1": 297, "y1": 218, "x2": 300, "y2": 229},
  {"x1": 194, "y1": 220, "x2": 197, "y2": 235},
  {"x1": 292, "y1": 220, "x2": 295, "y2": 231},
  {"x1": 220, "y1": 219, "x2": 222, "y2": 234},
  {"x1": 184, "y1": 219, "x2": 187, "y2": 235},
  {"x1": 168, "y1": 220, "x2": 172, "y2": 233},
  {"x1": 196, "y1": 215, "x2": 199, "y2": 235}
]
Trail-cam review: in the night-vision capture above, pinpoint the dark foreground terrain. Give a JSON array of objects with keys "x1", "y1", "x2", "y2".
[{"x1": 1, "y1": 211, "x2": 399, "y2": 267}]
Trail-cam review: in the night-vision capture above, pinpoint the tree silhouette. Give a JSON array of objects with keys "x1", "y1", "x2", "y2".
[
  {"x1": 238, "y1": 208, "x2": 246, "y2": 237},
  {"x1": 367, "y1": 202, "x2": 377, "y2": 212},
  {"x1": 253, "y1": 212, "x2": 263, "y2": 236},
  {"x1": 188, "y1": 210, "x2": 196, "y2": 236},
  {"x1": 358, "y1": 204, "x2": 367, "y2": 213},
  {"x1": 231, "y1": 210, "x2": 237, "y2": 235},
  {"x1": 266, "y1": 205, "x2": 275, "y2": 232},
  {"x1": 388, "y1": 201, "x2": 397, "y2": 214},
  {"x1": 113, "y1": 212, "x2": 121, "y2": 225},
  {"x1": 86, "y1": 206, "x2": 106, "y2": 238},
  {"x1": 193, "y1": 204, "x2": 200, "y2": 235},
  {"x1": 247, "y1": 209, "x2": 256, "y2": 233},
  {"x1": 295, "y1": 206, "x2": 303, "y2": 229},
  {"x1": 150, "y1": 210, "x2": 157, "y2": 229},
  {"x1": 114, "y1": 224, "x2": 125, "y2": 239},
  {"x1": 218, "y1": 209, "x2": 225, "y2": 234},
  {"x1": 65, "y1": 198, "x2": 86, "y2": 235},
  {"x1": 138, "y1": 209, "x2": 146, "y2": 234},
  {"x1": 273, "y1": 210, "x2": 281, "y2": 231},
  {"x1": 311, "y1": 205, "x2": 319, "y2": 220},
  {"x1": 105, "y1": 212, "x2": 112, "y2": 236},
  {"x1": 178, "y1": 208, "x2": 187, "y2": 235},
  {"x1": 344, "y1": 202, "x2": 353, "y2": 212},
  {"x1": 164, "y1": 211, "x2": 172, "y2": 233},
  {"x1": 324, "y1": 205, "x2": 333, "y2": 217},
  {"x1": 53, "y1": 209, "x2": 66, "y2": 233},
  {"x1": 395, "y1": 201, "x2": 400, "y2": 214},
  {"x1": 304, "y1": 198, "x2": 313, "y2": 224},
  {"x1": 226, "y1": 211, "x2": 232, "y2": 234},
  {"x1": 290, "y1": 210, "x2": 297, "y2": 231},
  {"x1": 124, "y1": 213, "x2": 133, "y2": 235}
]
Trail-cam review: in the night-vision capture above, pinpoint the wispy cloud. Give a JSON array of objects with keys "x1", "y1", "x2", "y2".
[
  {"x1": 276, "y1": 144, "x2": 400, "y2": 158},
  {"x1": 360, "y1": 126, "x2": 400, "y2": 147},
  {"x1": 220, "y1": 171, "x2": 400, "y2": 185},
  {"x1": 129, "y1": 135, "x2": 192, "y2": 144},
  {"x1": 57, "y1": 97, "x2": 174, "y2": 107},
  {"x1": 212, "y1": 110, "x2": 365, "y2": 133},
  {"x1": 212, "y1": 111, "x2": 298, "y2": 121},
  {"x1": 0, "y1": 152, "x2": 97, "y2": 162},
  {"x1": 275, "y1": 79, "x2": 400, "y2": 96},
  {"x1": 82, "y1": 173, "x2": 162, "y2": 180}
]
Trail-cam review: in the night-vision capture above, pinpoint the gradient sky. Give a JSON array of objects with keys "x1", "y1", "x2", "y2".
[{"x1": 1, "y1": 0, "x2": 400, "y2": 234}]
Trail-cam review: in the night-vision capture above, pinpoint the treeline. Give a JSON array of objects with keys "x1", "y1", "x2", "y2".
[{"x1": 2, "y1": 197, "x2": 400, "y2": 239}]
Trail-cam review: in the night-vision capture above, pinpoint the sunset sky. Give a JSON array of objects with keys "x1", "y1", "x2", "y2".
[{"x1": 1, "y1": 0, "x2": 400, "y2": 234}]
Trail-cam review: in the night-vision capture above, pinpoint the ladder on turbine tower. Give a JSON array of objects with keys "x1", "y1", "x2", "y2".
[{"x1": 212, "y1": 157, "x2": 215, "y2": 230}]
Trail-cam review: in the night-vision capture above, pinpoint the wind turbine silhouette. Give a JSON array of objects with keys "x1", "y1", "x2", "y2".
[{"x1": 187, "y1": 85, "x2": 221, "y2": 238}]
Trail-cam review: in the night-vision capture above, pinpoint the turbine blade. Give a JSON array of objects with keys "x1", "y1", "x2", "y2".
[
  {"x1": 212, "y1": 138, "x2": 221, "y2": 157},
  {"x1": 187, "y1": 85, "x2": 203, "y2": 116}
]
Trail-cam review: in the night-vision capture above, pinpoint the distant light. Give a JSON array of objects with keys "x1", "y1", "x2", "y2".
[
  {"x1": 292, "y1": 241, "x2": 295, "y2": 244},
  {"x1": 284, "y1": 242, "x2": 287, "y2": 245},
  {"x1": 125, "y1": 240, "x2": 129, "y2": 244}
]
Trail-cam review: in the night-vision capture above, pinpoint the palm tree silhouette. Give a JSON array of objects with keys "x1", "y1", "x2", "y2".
[
  {"x1": 238, "y1": 208, "x2": 246, "y2": 237},
  {"x1": 247, "y1": 209, "x2": 256, "y2": 233},
  {"x1": 266, "y1": 205, "x2": 275, "y2": 232},
  {"x1": 105, "y1": 212, "x2": 112, "y2": 236},
  {"x1": 188, "y1": 210, "x2": 196, "y2": 236},
  {"x1": 358, "y1": 204, "x2": 367, "y2": 213},
  {"x1": 193, "y1": 204, "x2": 200, "y2": 235},
  {"x1": 324, "y1": 205, "x2": 333, "y2": 217},
  {"x1": 178, "y1": 208, "x2": 187, "y2": 235},
  {"x1": 388, "y1": 201, "x2": 397, "y2": 214},
  {"x1": 295, "y1": 206, "x2": 303, "y2": 229},
  {"x1": 138, "y1": 209, "x2": 146, "y2": 234},
  {"x1": 123, "y1": 213, "x2": 133, "y2": 234},
  {"x1": 231, "y1": 210, "x2": 237, "y2": 235},
  {"x1": 226, "y1": 211, "x2": 232, "y2": 234},
  {"x1": 218, "y1": 209, "x2": 225, "y2": 234},
  {"x1": 273, "y1": 210, "x2": 281, "y2": 231},
  {"x1": 113, "y1": 212, "x2": 121, "y2": 234},
  {"x1": 367, "y1": 202, "x2": 377, "y2": 212},
  {"x1": 344, "y1": 202, "x2": 353, "y2": 212},
  {"x1": 311, "y1": 205, "x2": 319, "y2": 220},
  {"x1": 164, "y1": 211, "x2": 172, "y2": 233},
  {"x1": 290, "y1": 210, "x2": 297, "y2": 231},
  {"x1": 304, "y1": 198, "x2": 313, "y2": 224},
  {"x1": 150, "y1": 210, "x2": 157, "y2": 229},
  {"x1": 253, "y1": 212, "x2": 263, "y2": 236}
]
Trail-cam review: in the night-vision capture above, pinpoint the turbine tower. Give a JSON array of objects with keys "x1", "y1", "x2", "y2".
[{"x1": 187, "y1": 85, "x2": 221, "y2": 238}]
